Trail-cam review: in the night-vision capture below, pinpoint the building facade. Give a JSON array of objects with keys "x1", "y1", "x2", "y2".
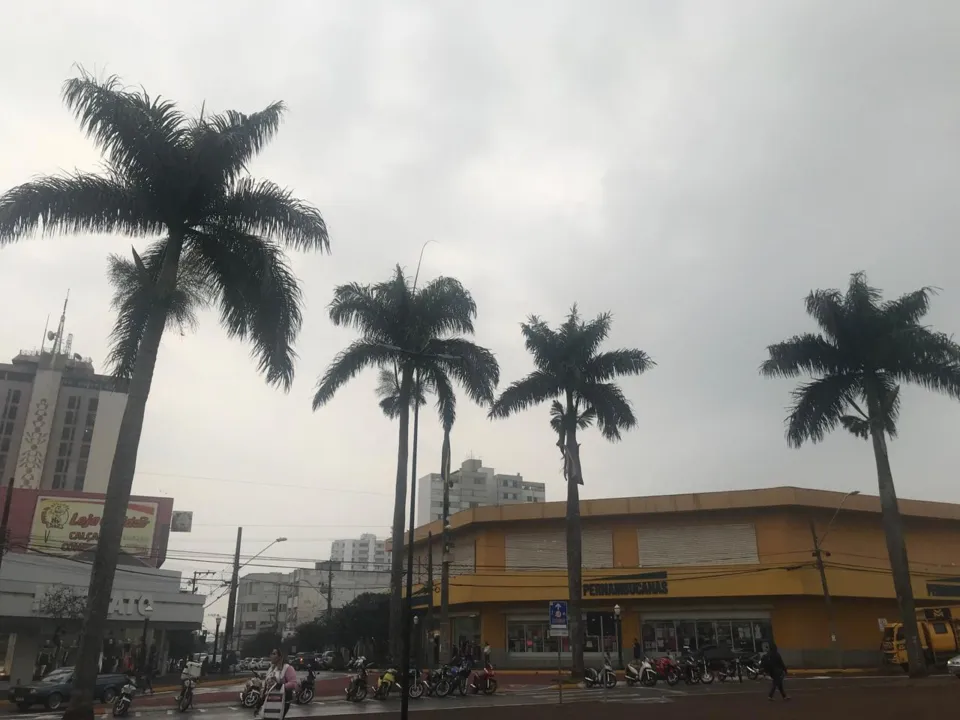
[
  {"x1": 330, "y1": 534, "x2": 390, "y2": 572},
  {"x1": 407, "y1": 487, "x2": 960, "y2": 669},
  {"x1": 235, "y1": 573, "x2": 290, "y2": 647},
  {"x1": 283, "y1": 562, "x2": 391, "y2": 634},
  {"x1": 0, "y1": 348, "x2": 128, "y2": 494},
  {"x1": 417, "y1": 458, "x2": 546, "y2": 525}
]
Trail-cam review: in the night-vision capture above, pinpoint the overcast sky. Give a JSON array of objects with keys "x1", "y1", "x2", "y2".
[{"x1": 2, "y1": 0, "x2": 959, "y2": 628}]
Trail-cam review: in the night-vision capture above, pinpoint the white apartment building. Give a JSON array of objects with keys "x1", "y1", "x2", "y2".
[
  {"x1": 234, "y1": 572, "x2": 290, "y2": 647},
  {"x1": 283, "y1": 562, "x2": 391, "y2": 634},
  {"x1": 417, "y1": 458, "x2": 546, "y2": 525},
  {"x1": 329, "y1": 533, "x2": 390, "y2": 571}
]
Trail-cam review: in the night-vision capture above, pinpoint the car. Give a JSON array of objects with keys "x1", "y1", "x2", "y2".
[
  {"x1": 317, "y1": 650, "x2": 338, "y2": 670},
  {"x1": 292, "y1": 652, "x2": 321, "y2": 671},
  {"x1": 7, "y1": 667, "x2": 130, "y2": 711},
  {"x1": 948, "y1": 654, "x2": 960, "y2": 679}
]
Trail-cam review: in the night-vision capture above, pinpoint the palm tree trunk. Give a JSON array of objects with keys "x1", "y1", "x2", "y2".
[
  {"x1": 564, "y1": 403, "x2": 585, "y2": 679},
  {"x1": 869, "y1": 420, "x2": 926, "y2": 676},
  {"x1": 67, "y1": 234, "x2": 185, "y2": 717},
  {"x1": 439, "y1": 426, "x2": 451, "y2": 659},
  {"x1": 389, "y1": 366, "x2": 413, "y2": 663}
]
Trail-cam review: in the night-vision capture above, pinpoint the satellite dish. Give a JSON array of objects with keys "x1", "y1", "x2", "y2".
[{"x1": 47, "y1": 331, "x2": 56, "y2": 341}]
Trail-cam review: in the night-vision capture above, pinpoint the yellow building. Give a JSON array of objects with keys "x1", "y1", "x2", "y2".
[{"x1": 406, "y1": 487, "x2": 960, "y2": 668}]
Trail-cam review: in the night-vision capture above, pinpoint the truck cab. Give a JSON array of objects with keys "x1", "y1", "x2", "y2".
[{"x1": 882, "y1": 607, "x2": 960, "y2": 670}]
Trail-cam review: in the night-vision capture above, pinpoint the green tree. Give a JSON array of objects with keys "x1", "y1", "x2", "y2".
[
  {"x1": 761, "y1": 272, "x2": 960, "y2": 676},
  {"x1": 0, "y1": 71, "x2": 328, "y2": 715},
  {"x1": 490, "y1": 307, "x2": 654, "y2": 677},
  {"x1": 312, "y1": 266, "x2": 498, "y2": 660}
]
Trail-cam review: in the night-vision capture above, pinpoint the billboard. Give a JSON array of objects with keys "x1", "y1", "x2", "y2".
[
  {"x1": 31, "y1": 496, "x2": 158, "y2": 558},
  {"x1": 171, "y1": 511, "x2": 193, "y2": 533}
]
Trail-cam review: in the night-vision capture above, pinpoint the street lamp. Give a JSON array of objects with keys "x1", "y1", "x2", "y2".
[
  {"x1": 226, "y1": 537, "x2": 287, "y2": 659},
  {"x1": 613, "y1": 605, "x2": 623, "y2": 670},
  {"x1": 139, "y1": 601, "x2": 154, "y2": 676},
  {"x1": 811, "y1": 490, "x2": 861, "y2": 670},
  {"x1": 243, "y1": 537, "x2": 288, "y2": 571},
  {"x1": 211, "y1": 615, "x2": 222, "y2": 673}
]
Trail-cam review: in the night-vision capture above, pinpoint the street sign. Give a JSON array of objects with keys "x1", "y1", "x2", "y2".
[
  {"x1": 549, "y1": 600, "x2": 568, "y2": 637},
  {"x1": 877, "y1": 618, "x2": 887, "y2": 632}
]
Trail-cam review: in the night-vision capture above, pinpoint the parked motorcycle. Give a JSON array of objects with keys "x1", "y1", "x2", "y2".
[
  {"x1": 112, "y1": 678, "x2": 137, "y2": 717},
  {"x1": 423, "y1": 667, "x2": 447, "y2": 697},
  {"x1": 344, "y1": 657, "x2": 370, "y2": 702},
  {"x1": 240, "y1": 671, "x2": 264, "y2": 708},
  {"x1": 584, "y1": 655, "x2": 617, "y2": 689},
  {"x1": 295, "y1": 670, "x2": 316, "y2": 704},
  {"x1": 374, "y1": 666, "x2": 399, "y2": 700},
  {"x1": 175, "y1": 678, "x2": 196, "y2": 713},
  {"x1": 741, "y1": 652, "x2": 767, "y2": 681},
  {"x1": 469, "y1": 663, "x2": 497, "y2": 695},
  {"x1": 652, "y1": 656, "x2": 681, "y2": 685},
  {"x1": 406, "y1": 667, "x2": 426, "y2": 699},
  {"x1": 625, "y1": 657, "x2": 658, "y2": 687}
]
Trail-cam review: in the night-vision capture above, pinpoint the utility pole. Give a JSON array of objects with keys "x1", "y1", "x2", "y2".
[
  {"x1": 426, "y1": 532, "x2": 434, "y2": 668},
  {"x1": 191, "y1": 570, "x2": 215, "y2": 593},
  {"x1": 326, "y1": 563, "x2": 334, "y2": 617},
  {"x1": 0, "y1": 478, "x2": 14, "y2": 578},
  {"x1": 439, "y1": 434, "x2": 452, "y2": 660},
  {"x1": 274, "y1": 578, "x2": 283, "y2": 641},
  {"x1": 810, "y1": 519, "x2": 843, "y2": 669},
  {"x1": 223, "y1": 527, "x2": 243, "y2": 656}
]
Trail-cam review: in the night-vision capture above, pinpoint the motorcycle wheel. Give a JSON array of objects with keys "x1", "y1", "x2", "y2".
[
  {"x1": 701, "y1": 670, "x2": 714, "y2": 685},
  {"x1": 299, "y1": 688, "x2": 314, "y2": 704},
  {"x1": 745, "y1": 668, "x2": 758, "y2": 681},
  {"x1": 666, "y1": 670, "x2": 680, "y2": 686},
  {"x1": 483, "y1": 679, "x2": 497, "y2": 696},
  {"x1": 409, "y1": 681, "x2": 425, "y2": 699},
  {"x1": 112, "y1": 701, "x2": 128, "y2": 717},
  {"x1": 242, "y1": 692, "x2": 259, "y2": 708},
  {"x1": 458, "y1": 677, "x2": 468, "y2": 696},
  {"x1": 626, "y1": 676, "x2": 636, "y2": 686},
  {"x1": 604, "y1": 672, "x2": 617, "y2": 689},
  {"x1": 641, "y1": 672, "x2": 657, "y2": 687},
  {"x1": 718, "y1": 671, "x2": 727, "y2": 683},
  {"x1": 436, "y1": 679, "x2": 452, "y2": 697},
  {"x1": 178, "y1": 692, "x2": 191, "y2": 713}
]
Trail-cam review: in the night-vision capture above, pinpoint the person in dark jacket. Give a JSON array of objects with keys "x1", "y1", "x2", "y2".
[
  {"x1": 763, "y1": 644, "x2": 789, "y2": 700},
  {"x1": 633, "y1": 639, "x2": 643, "y2": 661}
]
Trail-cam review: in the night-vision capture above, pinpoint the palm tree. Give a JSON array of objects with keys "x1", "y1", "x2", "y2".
[
  {"x1": 490, "y1": 307, "x2": 654, "y2": 677},
  {"x1": 0, "y1": 70, "x2": 328, "y2": 714},
  {"x1": 761, "y1": 272, "x2": 960, "y2": 676},
  {"x1": 312, "y1": 265, "x2": 499, "y2": 661}
]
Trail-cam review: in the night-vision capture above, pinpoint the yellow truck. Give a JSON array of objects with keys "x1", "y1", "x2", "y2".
[{"x1": 881, "y1": 606, "x2": 960, "y2": 670}]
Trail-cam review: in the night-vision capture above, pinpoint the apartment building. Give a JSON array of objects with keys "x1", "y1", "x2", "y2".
[
  {"x1": 0, "y1": 343, "x2": 128, "y2": 493},
  {"x1": 416, "y1": 458, "x2": 546, "y2": 525},
  {"x1": 235, "y1": 572, "x2": 290, "y2": 646},
  {"x1": 329, "y1": 533, "x2": 390, "y2": 571}
]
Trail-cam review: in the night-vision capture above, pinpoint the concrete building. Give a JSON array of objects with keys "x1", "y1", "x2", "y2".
[
  {"x1": 283, "y1": 561, "x2": 391, "y2": 634},
  {"x1": 416, "y1": 458, "x2": 546, "y2": 525},
  {"x1": 406, "y1": 486, "x2": 960, "y2": 669},
  {"x1": 0, "y1": 342, "x2": 128, "y2": 494},
  {"x1": 235, "y1": 573, "x2": 291, "y2": 647},
  {"x1": 329, "y1": 533, "x2": 390, "y2": 572}
]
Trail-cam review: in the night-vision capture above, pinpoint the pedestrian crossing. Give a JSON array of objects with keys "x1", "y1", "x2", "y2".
[{"x1": 504, "y1": 686, "x2": 676, "y2": 704}]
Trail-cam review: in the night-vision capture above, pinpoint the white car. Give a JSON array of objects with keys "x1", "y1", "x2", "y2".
[{"x1": 948, "y1": 654, "x2": 960, "y2": 679}]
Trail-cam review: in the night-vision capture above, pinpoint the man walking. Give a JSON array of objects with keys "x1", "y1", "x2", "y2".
[{"x1": 763, "y1": 644, "x2": 789, "y2": 701}]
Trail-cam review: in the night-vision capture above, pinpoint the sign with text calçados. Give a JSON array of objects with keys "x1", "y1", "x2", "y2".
[{"x1": 31, "y1": 496, "x2": 158, "y2": 558}]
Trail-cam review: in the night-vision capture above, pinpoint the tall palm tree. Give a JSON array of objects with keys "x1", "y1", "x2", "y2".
[
  {"x1": 490, "y1": 307, "x2": 654, "y2": 677},
  {"x1": 0, "y1": 70, "x2": 328, "y2": 714},
  {"x1": 760, "y1": 272, "x2": 960, "y2": 676},
  {"x1": 312, "y1": 265, "x2": 499, "y2": 661}
]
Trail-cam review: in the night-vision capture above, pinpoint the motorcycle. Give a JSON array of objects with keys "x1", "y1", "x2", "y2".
[
  {"x1": 584, "y1": 654, "x2": 617, "y2": 689},
  {"x1": 423, "y1": 667, "x2": 447, "y2": 697},
  {"x1": 652, "y1": 656, "x2": 681, "y2": 686},
  {"x1": 374, "y1": 666, "x2": 399, "y2": 700},
  {"x1": 240, "y1": 671, "x2": 264, "y2": 708},
  {"x1": 175, "y1": 678, "x2": 195, "y2": 713},
  {"x1": 345, "y1": 657, "x2": 370, "y2": 702},
  {"x1": 406, "y1": 667, "x2": 426, "y2": 699},
  {"x1": 112, "y1": 678, "x2": 137, "y2": 717},
  {"x1": 295, "y1": 670, "x2": 316, "y2": 704},
  {"x1": 469, "y1": 663, "x2": 497, "y2": 695},
  {"x1": 625, "y1": 657, "x2": 658, "y2": 687},
  {"x1": 742, "y1": 652, "x2": 767, "y2": 681}
]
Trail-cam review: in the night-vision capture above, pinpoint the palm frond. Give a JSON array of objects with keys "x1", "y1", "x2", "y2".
[
  {"x1": 587, "y1": 348, "x2": 655, "y2": 382},
  {"x1": 839, "y1": 415, "x2": 870, "y2": 440},
  {"x1": 520, "y1": 317, "x2": 560, "y2": 372},
  {"x1": 313, "y1": 340, "x2": 396, "y2": 410},
  {"x1": 882, "y1": 286, "x2": 939, "y2": 326},
  {"x1": 579, "y1": 383, "x2": 636, "y2": 441},
  {"x1": 375, "y1": 366, "x2": 427, "y2": 419},
  {"x1": 428, "y1": 338, "x2": 500, "y2": 405},
  {"x1": 784, "y1": 374, "x2": 861, "y2": 448},
  {"x1": 61, "y1": 68, "x2": 187, "y2": 181},
  {"x1": 423, "y1": 365, "x2": 457, "y2": 431},
  {"x1": 413, "y1": 276, "x2": 476, "y2": 339},
  {"x1": 574, "y1": 311, "x2": 612, "y2": 360},
  {"x1": 194, "y1": 102, "x2": 286, "y2": 183},
  {"x1": 844, "y1": 271, "x2": 883, "y2": 316},
  {"x1": 187, "y1": 228, "x2": 303, "y2": 390},
  {"x1": 760, "y1": 334, "x2": 846, "y2": 379},
  {"x1": 0, "y1": 173, "x2": 159, "y2": 245},
  {"x1": 803, "y1": 288, "x2": 845, "y2": 342},
  {"x1": 328, "y1": 281, "x2": 399, "y2": 342},
  {"x1": 489, "y1": 371, "x2": 560, "y2": 418},
  {"x1": 214, "y1": 177, "x2": 328, "y2": 252}
]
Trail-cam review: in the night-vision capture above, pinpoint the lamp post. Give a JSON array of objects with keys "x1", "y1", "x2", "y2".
[
  {"x1": 811, "y1": 490, "x2": 861, "y2": 670},
  {"x1": 138, "y1": 601, "x2": 154, "y2": 675},
  {"x1": 211, "y1": 615, "x2": 222, "y2": 673},
  {"x1": 613, "y1": 605, "x2": 623, "y2": 670},
  {"x1": 413, "y1": 616, "x2": 421, "y2": 669},
  {"x1": 224, "y1": 536, "x2": 287, "y2": 657}
]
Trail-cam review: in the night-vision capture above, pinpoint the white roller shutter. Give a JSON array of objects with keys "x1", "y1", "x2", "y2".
[
  {"x1": 637, "y1": 524, "x2": 758, "y2": 567},
  {"x1": 505, "y1": 528, "x2": 612, "y2": 569},
  {"x1": 450, "y1": 536, "x2": 475, "y2": 576}
]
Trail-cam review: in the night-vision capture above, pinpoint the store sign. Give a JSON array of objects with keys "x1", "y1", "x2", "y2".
[
  {"x1": 32, "y1": 496, "x2": 157, "y2": 557},
  {"x1": 583, "y1": 571, "x2": 669, "y2": 598},
  {"x1": 33, "y1": 587, "x2": 154, "y2": 617},
  {"x1": 171, "y1": 511, "x2": 193, "y2": 532}
]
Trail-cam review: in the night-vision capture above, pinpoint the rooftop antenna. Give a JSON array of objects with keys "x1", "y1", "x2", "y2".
[
  {"x1": 39, "y1": 314, "x2": 50, "y2": 354},
  {"x1": 52, "y1": 290, "x2": 69, "y2": 355}
]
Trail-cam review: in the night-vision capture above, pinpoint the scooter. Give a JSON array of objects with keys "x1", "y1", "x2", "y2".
[
  {"x1": 295, "y1": 670, "x2": 316, "y2": 704},
  {"x1": 344, "y1": 657, "x2": 370, "y2": 702},
  {"x1": 175, "y1": 678, "x2": 195, "y2": 713},
  {"x1": 112, "y1": 677, "x2": 137, "y2": 717},
  {"x1": 584, "y1": 655, "x2": 617, "y2": 689},
  {"x1": 625, "y1": 657, "x2": 658, "y2": 687},
  {"x1": 240, "y1": 671, "x2": 264, "y2": 708}
]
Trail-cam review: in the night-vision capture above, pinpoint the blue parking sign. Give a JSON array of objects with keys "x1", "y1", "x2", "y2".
[{"x1": 549, "y1": 600, "x2": 568, "y2": 630}]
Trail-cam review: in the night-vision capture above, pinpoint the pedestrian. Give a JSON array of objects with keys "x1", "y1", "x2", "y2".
[
  {"x1": 763, "y1": 643, "x2": 789, "y2": 701},
  {"x1": 255, "y1": 648, "x2": 297, "y2": 718},
  {"x1": 482, "y1": 641, "x2": 491, "y2": 666},
  {"x1": 633, "y1": 638, "x2": 642, "y2": 661}
]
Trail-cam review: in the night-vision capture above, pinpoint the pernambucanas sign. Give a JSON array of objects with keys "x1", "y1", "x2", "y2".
[{"x1": 32, "y1": 496, "x2": 158, "y2": 557}]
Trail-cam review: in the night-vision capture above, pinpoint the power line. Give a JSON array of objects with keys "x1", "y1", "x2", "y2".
[{"x1": 134, "y1": 471, "x2": 392, "y2": 496}]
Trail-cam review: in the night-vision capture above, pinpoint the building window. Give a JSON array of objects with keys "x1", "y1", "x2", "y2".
[
  {"x1": 640, "y1": 618, "x2": 773, "y2": 655},
  {"x1": 507, "y1": 621, "x2": 570, "y2": 654},
  {"x1": 249, "y1": 603, "x2": 258, "y2": 611},
  {"x1": 244, "y1": 621, "x2": 257, "y2": 630}
]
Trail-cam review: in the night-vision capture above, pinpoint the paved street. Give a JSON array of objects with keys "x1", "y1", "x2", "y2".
[{"x1": 5, "y1": 674, "x2": 956, "y2": 720}]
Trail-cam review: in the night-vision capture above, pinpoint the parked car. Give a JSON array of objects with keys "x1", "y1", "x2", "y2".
[
  {"x1": 292, "y1": 653, "x2": 320, "y2": 671},
  {"x1": 948, "y1": 654, "x2": 960, "y2": 679},
  {"x1": 7, "y1": 667, "x2": 130, "y2": 711},
  {"x1": 318, "y1": 650, "x2": 337, "y2": 670}
]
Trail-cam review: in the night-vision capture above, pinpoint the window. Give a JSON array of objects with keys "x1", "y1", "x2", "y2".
[
  {"x1": 11, "y1": 390, "x2": 20, "y2": 403},
  {"x1": 641, "y1": 618, "x2": 773, "y2": 655},
  {"x1": 0, "y1": 438, "x2": 8, "y2": 452},
  {"x1": 244, "y1": 621, "x2": 257, "y2": 630},
  {"x1": 68, "y1": 396, "x2": 79, "y2": 410},
  {"x1": 248, "y1": 603, "x2": 259, "y2": 612},
  {"x1": 87, "y1": 397, "x2": 99, "y2": 413},
  {"x1": 507, "y1": 621, "x2": 570, "y2": 654},
  {"x1": 584, "y1": 612, "x2": 619, "y2": 654},
  {"x1": 933, "y1": 622, "x2": 948, "y2": 634}
]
